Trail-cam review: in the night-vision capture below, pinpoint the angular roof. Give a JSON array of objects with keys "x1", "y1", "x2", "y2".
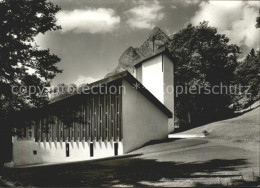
[{"x1": 50, "y1": 71, "x2": 172, "y2": 118}]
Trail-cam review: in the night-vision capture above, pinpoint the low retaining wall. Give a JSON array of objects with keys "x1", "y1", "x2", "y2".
[{"x1": 12, "y1": 137, "x2": 123, "y2": 166}]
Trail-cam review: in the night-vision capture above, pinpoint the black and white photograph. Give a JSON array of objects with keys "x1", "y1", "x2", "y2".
[{"x1": 0, "y1": 0, "x2": 259, "y2": 187}]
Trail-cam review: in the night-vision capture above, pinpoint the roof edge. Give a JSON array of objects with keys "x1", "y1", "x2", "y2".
[{"x1": 49, "y1": 70, "x2": 172, "y2": 118}]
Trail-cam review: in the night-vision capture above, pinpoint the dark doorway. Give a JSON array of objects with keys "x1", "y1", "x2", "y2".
[
  {"x1": 66, "y1": 143, "x2": 69, "y2": 157},
  {"x1": 90, "y1": 143, "x2": 94, "y2": 157},
  {"x1": 114, "y1": 143, "x2": 118, "y2": 156}
]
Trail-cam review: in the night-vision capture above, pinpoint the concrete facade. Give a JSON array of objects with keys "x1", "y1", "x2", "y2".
[
  {"x1": 12, "y1": 137, "x2": 123, "y2": 166},
  {"x1": 135, "y1": 51, "x2": 175, "y2": 133},
  {"x1": 163, "y1": 54, "x2": 175, "y2": 133},
  {"x1": 141, "y1": 55, "x2": 164, "y2": 103},
  {"x1": 122, "y1": 81, "x2": 168, "y2": 153}
]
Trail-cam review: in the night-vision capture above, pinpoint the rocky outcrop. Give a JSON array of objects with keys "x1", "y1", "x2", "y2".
[
  {"x1": 119, "y1": 46, "x2": 142, "y2": 66},
  {"x1": 136, "y1": 27, "x2": 169, "y2": 57},
  {"x1": 105, "y1": 27, "x2": 169, "y2": 78},
  {"x1": 238, "y1": 44, "x2": 250, "y2": 59}
]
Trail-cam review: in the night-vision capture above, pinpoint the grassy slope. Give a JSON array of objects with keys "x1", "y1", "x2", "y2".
[{"x1": 179, "y1": 107, "x2": 260, "y2": 142}]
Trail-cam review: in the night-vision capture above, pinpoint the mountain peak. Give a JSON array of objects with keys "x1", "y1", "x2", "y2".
[
  {"x1": 105, "y1": 27, "x2": 169, "y2": 78},
  {"x1": 240, "y1": 44, "x2": 250, "y2": 50},
  {"x1": 148, "y1": 27, "x2": 169, "y2": 43},
  {"x1": 121, "y1": 46, "x2": 135, "y2": 55},
  {"x1": 239, "y1": 44, "x2": 251, "y2": 59},
  {"x1": 118, "y1": 46, "x2": 141, "y2": 66}
]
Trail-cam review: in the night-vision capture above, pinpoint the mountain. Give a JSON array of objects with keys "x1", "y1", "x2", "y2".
[
  {"x1": 238, "y1": 44, "x2": 251, "y2": 60},
  {"x1": 136, "y1": 27, "x2": 169, "y2": 57},
  {"x1": 105, "y1": 27, "x2": 169, "y2": 78},
  {"x1": 118, "y1": 46, "x2": 142, "y2": 67}
]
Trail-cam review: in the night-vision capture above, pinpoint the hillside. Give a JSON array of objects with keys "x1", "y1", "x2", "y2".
[{"x1": 173, "y1": 106, "x2": 260, "y2": 143}]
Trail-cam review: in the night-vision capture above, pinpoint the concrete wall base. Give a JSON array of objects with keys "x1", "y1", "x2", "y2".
[{"x1": 12, "y1": 137, "x2": 123, "y2": 167}]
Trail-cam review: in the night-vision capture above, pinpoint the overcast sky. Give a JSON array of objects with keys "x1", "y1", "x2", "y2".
[{"x1": 35, "y1": 0, "x2": 260, "y2": 86}]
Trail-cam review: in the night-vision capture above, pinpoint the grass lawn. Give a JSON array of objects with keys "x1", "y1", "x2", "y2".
[
  {"x1": 178, "y1": 105, "x2": 260, "y2": 143},
  {"x1": 0, "y1": 107, "x2": 259, "y2": 187}
]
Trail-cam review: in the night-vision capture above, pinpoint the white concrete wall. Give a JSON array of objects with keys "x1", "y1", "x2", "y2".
[
  {"x1": 12, "y1": 137, "x2": 123, "y2": 167},
  {"x1": 136, "y1": 65, "x2": 142, "y2": 83},
  {"x1": 136, "y1": 53, "x2": 175, "y2": 133},
  {"x1": 122, "y1": 80, "x2": 168, "y2": 153},
  {"x1": 141, "y1": 55, "x2": 164, "y2": 103},
  {"x1": 163, "y1": 54, "x2": 175, "y2": 133}
]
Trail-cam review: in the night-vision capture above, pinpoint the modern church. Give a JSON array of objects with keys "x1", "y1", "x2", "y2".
[{"x1": 7, "y1": 47, "x2": 175, "y2": 167}]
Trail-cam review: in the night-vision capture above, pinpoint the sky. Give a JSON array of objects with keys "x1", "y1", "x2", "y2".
[{"x1": 35, "y1": 0, "x2": 260, "y2": 86}]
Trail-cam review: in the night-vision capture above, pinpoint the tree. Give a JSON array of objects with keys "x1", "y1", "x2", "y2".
[
  {"x1": 167, "y1": 22, "x2": 240, "y2": 128},
  {"x1": 0, "y1": 0, "x2": 62, "y2": 126},
  {"x1": 235, "y1": 49, "x2": 260, "y2": 99},
  {"x1": 232, "y1": 11, "x2": 260, "y2": 110},
  {"x1": 256, "y1": 9, "x2": 260, "y2": 28}
]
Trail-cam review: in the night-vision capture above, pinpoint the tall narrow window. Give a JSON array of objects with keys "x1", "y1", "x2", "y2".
[
  {"x1": 82, "y1": 124, "x2": 85, "y2": 139},
  {"x1": 82, "y1": 105, "x2": 86, "y2": 140},
  {"x1": 111, "y1": 104, "x2": 114, "y2": 139},
  {"x1": 69, "y1": 127, "x2": 71, "y2": 141},
  {"x1": 93, "y1": 98, "x2": 96, "y2": 140},
  {"x1": 105, "y1": 112, "x2": 108, "y2": 139},
  {"x1": 116, "y1": 96, "x2": 119, "y2": 140},
  {"x1": 104, "y1": 95, "x2": 108, "y2": 140},
  {"x1": 66, "y1": 143, "x2": 69, "y2": 157},
  {"x1": 49, "y1": 117, "x2": 52, "y2": 141},
  {"x1": 114, "y1": 143, "x2": 118, "y2": 156},
  {"x1": 99, "y1": 105, "x2": 102, "y2": 139},
  {"x1": 90, "y1": 143, "x2": 94, "y2": 157},
  {"x1": 88, "y1": 104, "x2": 91, "y2": 140},
  {"x1": 71, "y1": 125, "x2": 74, "y2": 141},
  {"x1": 77, "y1": 110, "x2": 80, "y2": 140},
  {"x1": 28, "y1": 123, "x2": 32, "y2": 139},
  {"x1": 35, "y1": 120, "x2": 39, "y2": 142},
  {"x1": 39, "y1": 119, "x2": 42, "y2": 142},
  {"x1": 22, "y1": 127, "x2": 26, "y2": 138},
  {"x1": 60, "y1": 121, "x2": 63, "y2": 141}
]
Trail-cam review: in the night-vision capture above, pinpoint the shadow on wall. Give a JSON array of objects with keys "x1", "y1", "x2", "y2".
[{"x1": 1, "y1": 157, "x2": 259, "y2": 187}]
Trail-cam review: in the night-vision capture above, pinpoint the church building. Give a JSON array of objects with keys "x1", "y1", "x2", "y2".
[{"x1": 8, "y1": 48, "x2": 175, "y2": 167}]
